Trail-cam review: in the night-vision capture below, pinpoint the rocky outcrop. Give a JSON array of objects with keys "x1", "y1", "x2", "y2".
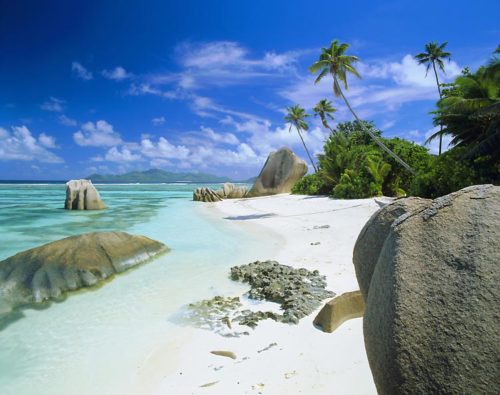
[
  {"x1": 0, "y1": 232, "x2": 167, "y2": 314},
  {"x1": 218, "y1": 183, "x2": 248, "y2": 199},
  {"x1": 193, "y1": 187, "x2": 223, "y2": 202},
  {"x1": 193, "y1": 183, "x2": 248, "y2": 202},
  {"x1": 359, "y1": 185, "x2": 499, "y2": 394},
  {"x1": 313, "y1": 290, "x2": 365, "y2": 333},
  {"x1": 185, "y1": 261, "x2": 334, "y2": 334},
  {"x1": 65, "y1": 179, "x2": 106, "y2": 210},
  {"x1": 246, "y1": 147, "x2": 307, "y2": 197},
  {"x1": 353, "y1": 197, "x2": 431, "y2": 300},
  {"x1": 230, "y1": 260, "x2": 335, "y2": 325}
]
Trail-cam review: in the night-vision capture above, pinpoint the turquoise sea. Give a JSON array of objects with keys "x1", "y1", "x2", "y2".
[{"x1": 0, "y1": 183, "x2": 276, "y2": 395}]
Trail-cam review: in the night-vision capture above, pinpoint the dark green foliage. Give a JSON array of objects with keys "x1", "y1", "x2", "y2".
[
  {"x1": 293, "y1": 121, "x2": 432, "y2": 199},
  {"x1": 291, "y1": 174, "x2": 329, "y2": 195},
  {"x1": 410, "y1": 147, "x2": 500, "y2": 198}
]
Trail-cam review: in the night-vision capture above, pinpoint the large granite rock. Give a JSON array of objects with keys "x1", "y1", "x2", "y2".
[
  {"x1": 193, "y1": 183, "x2": 248, "y2": 202},
  {"x1": 0, "y1": 232, "x2": 167, "y2": 314},
  {"x1": 65, "y1": 179, "x2": 106, "y2": 210},
  {"x1": 193, "y1": 187, "x2": 223, "y2": 202},
  {"x1": 353, "y1": 197, "x2": 431, "y2": 300},
  {"x1": 313, "y1": 290, "x2": 365, "y2": 333},
  {"x1": 362, "y1": 185, "x2": 500, "y2": 394},
  {"x1": 246, "y1": 147, "x2": 307, "y2": 197},
  {"x1": 218, "y1": 183, "x2": 248, "y2": 199}
]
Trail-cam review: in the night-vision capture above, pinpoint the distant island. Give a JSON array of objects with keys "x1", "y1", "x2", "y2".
[{"x1": 87, "y1": 169, "x2": 253, "y2": 184}]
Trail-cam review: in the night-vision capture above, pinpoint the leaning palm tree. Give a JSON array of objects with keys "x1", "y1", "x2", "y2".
[
  {"x1": 313, "y1": 99, "x2": 336, "y2": 132},
  {"x1": 309, "y1": 40, "x2": 414, "y2": 173},
  {"x1": 285, "y1": 105, "x2": 318, "y2": 172},
  {"x1": 415, "y1": 41, "x2": 452, "y2": 155}
]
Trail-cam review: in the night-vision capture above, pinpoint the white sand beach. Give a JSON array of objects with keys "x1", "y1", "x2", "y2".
[{"x1": 153, "y1": 194, "x2": 385, "y2": 395}]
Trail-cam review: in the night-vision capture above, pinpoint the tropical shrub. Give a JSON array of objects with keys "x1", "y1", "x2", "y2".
[
  {"x1": 410, "y1": 147, "x2": 500, "y2": 198},
  {"x1": 291, "y1": 174, "x2": 329, "y2": 195}
]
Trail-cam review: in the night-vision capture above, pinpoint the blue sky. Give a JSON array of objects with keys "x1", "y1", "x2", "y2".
[{"x1": 1, "y1": 0, "x2": 499, "y2": 180}]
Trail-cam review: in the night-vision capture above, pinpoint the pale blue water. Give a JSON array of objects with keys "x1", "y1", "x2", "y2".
[{"x1": 0, "y1": 184, "x2": 276, "y2": 395}]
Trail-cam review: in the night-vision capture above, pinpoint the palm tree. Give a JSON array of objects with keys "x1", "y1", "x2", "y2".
[
  {"x1": 313, "y1": 99, "x2": 336, "y2": 132},
  {"x1": 415, "y1": 41, "x2": 452, "y2": 155},
  {"x1": 285, "y1": 105, "x2": 318, "y2": 172},
  {"x1": 309, "y1": 40, "x2": 415, "y2": 174}
]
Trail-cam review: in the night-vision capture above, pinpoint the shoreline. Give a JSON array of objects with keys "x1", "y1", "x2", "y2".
[{"x1": 153, "y1": 193, "x2": 381, "y2": 394}]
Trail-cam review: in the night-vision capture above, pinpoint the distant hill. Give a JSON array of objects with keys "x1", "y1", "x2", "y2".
[{"x1": 87, "y1": 169, "x2": 236, "y2": 184}]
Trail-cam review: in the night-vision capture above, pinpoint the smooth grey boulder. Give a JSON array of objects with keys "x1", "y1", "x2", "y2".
[
  {"x1": 247, "y1": 147, "x2": 307, "y2": 197},
  {"x1": 220, "y1": 183, "x2": 247, "y2": 199},
  {"x1": 363, "y1": 185, "x2": 500, "y2": 394},
  {"x1": 353, "y1": 197, "x2": 431, "y2": 300},
  {"x1": 0, "y1": 232, "x2": 168, "y2": 314},
  {"x1": 65, "y1": 179, "x2": 106, "y2": 210}
]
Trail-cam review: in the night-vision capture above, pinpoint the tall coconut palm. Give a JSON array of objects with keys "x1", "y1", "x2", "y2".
[
  {"x1": 415, "y1": 41, "x2": 452, "y2": 155},
  {"x1": 313, "y1": 99, "x2": 336, "y2": 132},
  {"x1": 285, "y1": 105, "x2": 318, "y2": 172},
  {"x1": 309, "y1": 40, "x2": 415, "y2": 173}
]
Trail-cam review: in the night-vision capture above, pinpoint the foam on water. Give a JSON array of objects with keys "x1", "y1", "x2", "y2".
[{"x1": 0, "y1": 184, "x2": 276, "y2": 395}]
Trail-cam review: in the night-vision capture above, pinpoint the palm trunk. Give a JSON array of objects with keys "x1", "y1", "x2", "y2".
[
  {"x1": 320, "y1": 115, "x2": 335, "y2": 133},
  {"x1": 296, "y1": 127, "x2": 318, "y2": 173},
  {"x1": 432, "y1": 60, "x2": 444, "y2": 155},
  {"x1": 333, "y1": 77, "x2": 415, "y2": 174}
]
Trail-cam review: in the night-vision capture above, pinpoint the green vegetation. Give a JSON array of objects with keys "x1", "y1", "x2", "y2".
[
  {"x1": 415, "y1": 41, "x2": 452, "y2": 155},
  {"x1": 291, "y1": 41, "x2": 499, "y2": 199},
  {"x1": 292, "y1": 121, "x2": 431, "y2": 198},
  {"x1": 308, "y1": 40, "x2": 415, "y2": 174}
]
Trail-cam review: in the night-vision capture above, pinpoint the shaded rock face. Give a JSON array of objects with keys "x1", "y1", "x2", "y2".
[
  {"x1": 0, "y1": 232, "x2": 167, "y2": 314},
  {"x1": 193, "y1": 187, "x2": 223, "y2": 202},
  {"x1": 360, "y1": 185, "x2": 500, "y2": 394},
  {"x1": 193, "y1": 183, "x2": 248, "y2": 202},
  {"x1": 65, "y1": 179, "x2": 106, "y2": 210},
  {"x1": 247, "y1": 147, "x2": 307, "y2": 197},
  {"x1": 353, "y1": 197, "x2": 431, "y2": 300},
  {"x1": 314, "y1": 290, "x2": 365, "y2": 333}
]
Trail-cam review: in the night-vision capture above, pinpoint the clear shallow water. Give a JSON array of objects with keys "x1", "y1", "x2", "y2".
[{"x1": 0, "y1": 184, "x2": 275, "y2": 395}]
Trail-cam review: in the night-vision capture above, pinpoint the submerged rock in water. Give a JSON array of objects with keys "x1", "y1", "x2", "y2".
[
  {"x1": 65, "y1": 179, "x2": 106, "y2": 210},
  {"x1": 230, "y1": 260, "x2": 335, "y2": 325},
  {"x1": 0, "y1": 231, "x2": 168, "y2": 314}
]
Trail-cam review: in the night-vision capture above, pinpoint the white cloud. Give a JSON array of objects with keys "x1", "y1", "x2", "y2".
[
  {"x1": 38, "y1": 133, "x2": 58, "y2": 148},
  {"x1": 281, "y1": 54, "x2": 462, "y2": 121},
  {"x1": 58, "y1": 115, "x2": 77, "y2": 126},
  {"x1": 103, "y1": 146, "x2": 141, "y2": 162},
  {"x1": 40, "y1": 97, "x2": 64, "y2": 112},
  {"x1": 404, "y1": 126, "x2": 453, "y2": 155},
  {"x1": 149, "y1": 158, "x2": 172, "y2": 168},
  {"x1": 71, "y1": 61, "x2": 93, "y2": 80},
  {"x1": 140, "y1": 137, "x2": 190, "y2": 160},
  {"x1": 151, "y1": 116, "x2": 166, "y2": 126},
  {"x1": 0, "y1": 126, "x2": 63, "y2": 163},
  {"x1": 201, "y1": 126, "x2": 239, "y2": 145},
  {"x1": 102, "y1": 66, "x2": 133, "y2": 81},
  {"x1": 73, "y1": 120, "x2": 122, "y2": 146}
]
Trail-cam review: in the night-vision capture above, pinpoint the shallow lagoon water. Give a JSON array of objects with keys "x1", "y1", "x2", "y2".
[{"x1": 0, "y1": 184, "x2": 276, "y2": 395}]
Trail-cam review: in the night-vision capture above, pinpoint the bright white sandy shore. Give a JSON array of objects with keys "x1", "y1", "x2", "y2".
[{"x1": 152, "y1": 194, "x2": 385, "y2": 395}]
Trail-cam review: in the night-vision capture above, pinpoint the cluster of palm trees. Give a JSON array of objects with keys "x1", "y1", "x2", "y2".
[{"x1": 286, "y1": 39, "x2": 464, "y2": 175}]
